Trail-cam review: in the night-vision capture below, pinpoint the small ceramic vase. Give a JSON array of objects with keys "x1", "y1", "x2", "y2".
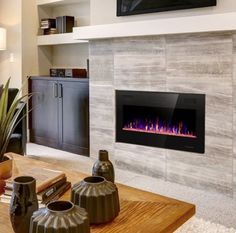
[
  {"x1": 71, "y1": 176, "x2": 120, "y2": 224},
  {"x1": 30, "y1": 200, "x2": 90, "y2": 233},
  {"x1": 10, "y1": 176, "x2": 38, "y2": 233},
  {"x1": 92, "y1": 150, "x2": 115, "y2": 183}
]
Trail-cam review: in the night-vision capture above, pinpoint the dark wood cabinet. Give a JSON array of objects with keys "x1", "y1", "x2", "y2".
[{"x1": 29, "y1": 77, "x2": 89, "y2": 156}]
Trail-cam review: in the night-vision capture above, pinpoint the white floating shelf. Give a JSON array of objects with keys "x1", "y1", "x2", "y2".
[
  {"x1": 37, "y1": 33, "x2": 88, "y2": 46},
  {"x1": 37, "y1": 0, "x2": 88, "y2": 7},
  {"x1": 73, "y1": 12, "x2": 236, "y2": 40}
]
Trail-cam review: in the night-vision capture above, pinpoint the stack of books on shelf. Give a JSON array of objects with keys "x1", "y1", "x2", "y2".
[
  {"x1": 0, "y1": 167, "x2": 71, "y2": 205},
  {"x1": 40, "y1": 16, "x2": 75, "y2": 35},
  {"x1": 40, "y1": 18, "x2": 57, "y2": 35}
]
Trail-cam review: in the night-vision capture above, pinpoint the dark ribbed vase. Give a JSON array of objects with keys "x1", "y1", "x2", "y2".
[
  {"x1": 30, "y1": 201, "x2": 90, "y2": 233},
  {"x1": 92, "y1": 150, "x2": 115, "y2": 183},
  {"x1": 10, "y1": 176, "x2": 38, "y2": 233},
  {"x1": 71, "y1": 176, "x2": 120, "y2": 224}
]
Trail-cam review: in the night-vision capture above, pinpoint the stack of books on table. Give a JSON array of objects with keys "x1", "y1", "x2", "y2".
[{"x1": 0, "y1": 167, "x2": 71, "y2": 205}]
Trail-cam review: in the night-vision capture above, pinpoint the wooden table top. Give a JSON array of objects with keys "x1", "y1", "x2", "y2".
[{"x1": 0, "y1": 153, "x2": 195, "y2": 233}]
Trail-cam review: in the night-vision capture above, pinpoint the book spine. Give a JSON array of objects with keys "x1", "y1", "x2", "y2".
[
  {"x1": 42, "y1": 182, "x2": 71, "y2": 205},
  {"x1": 56, "y1": 16, "x2": 62, "y2": 34},
  {"x1": 36, "y1": 173, "x2": 66, "y2": 193},
  {"x1": 62, "y1": 16, "x2": 65, "y2": 33},
  {"x1": 40, "y1": 177, "x2": 67, "y2": 201}
]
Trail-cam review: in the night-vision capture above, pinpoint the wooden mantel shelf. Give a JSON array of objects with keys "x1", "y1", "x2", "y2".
[
  {"x1": 73, "y1": 12, "x2": 236, "y2": 40},
  {"x1": 37, "y1": 33, "x2": 88, "y2": 46}
]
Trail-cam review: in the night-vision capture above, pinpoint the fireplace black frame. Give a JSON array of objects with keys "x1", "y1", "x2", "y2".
[{"x1": 116, "y1": 90, "x2": 205, "y2": 153}]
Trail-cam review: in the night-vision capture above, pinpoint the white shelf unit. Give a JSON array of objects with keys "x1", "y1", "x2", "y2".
[
  {"x1": 37, "y1": 0, "x2": 90, "y2": 75},
  {"x1": 37, "y1": 0, "x2": 89, "y2": 7},
  {"x1": 37, "y1": 33, "x2": 88, "y2": 46},
  {"x1": 73, "y1": 12, "x2": 236, "y2": 40}
]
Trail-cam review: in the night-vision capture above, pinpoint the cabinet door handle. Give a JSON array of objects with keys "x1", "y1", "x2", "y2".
[
  {"x1": 53, "y1": 83, "x2": 58, "y2": 98},
  {"x1": 58, "y1": 84, "x2": 63, "y2": 98}
]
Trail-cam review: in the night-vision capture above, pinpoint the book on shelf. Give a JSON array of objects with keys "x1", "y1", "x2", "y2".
[
  {"x1": 6, "y1": 167, "x2": 66, "y2": 193},
  {"x1": 56, "y1": 16, "x2": 74, "y2": 33},
  {"x1": 40, "y1": 18, "x2": 56, "y2": 29}
]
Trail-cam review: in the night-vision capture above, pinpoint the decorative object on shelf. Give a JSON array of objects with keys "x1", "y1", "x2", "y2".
[
  {"x1": 92, "y1": 150, "x2": 115, "y2": 183},
  {"x1": 71, "y1": 176, "x2": 120, "y2": 224},
  {"x1": 0, "y1": 79, "x2": 31, "y2": 164},
  {"x1": 29, "y1": 200, "x2": 90, "y2": 233},
  {"x1": 50, "y1": 68, "x2": 87, "y2": 78},
  {"x1": 56, "y1": 16, "x2": 75, "y2": 33},
  {"x1": 0, "y1": 27, "x2": 6, "y2": 50},
  {"x1": 10, "y1": 176, "x2": 39, "y2": 233}
]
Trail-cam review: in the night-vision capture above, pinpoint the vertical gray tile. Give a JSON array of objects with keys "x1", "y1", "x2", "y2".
[
  {"x1": 90, "y1": 84, "x2": 115, "y2": 130},
  {"x1": 113, "y1": 36, "x2": 166, "y2": 91},
  {"x1": 166, "y1": 150, "x2": 233, "y2": 196},
  {"x1": 233, "y1": 34, "x2": 236, "y2": 160},
  {"x1": 90, "y1": 127, "x2": 115, "y2": 160},
  {"x1": 234, "y1": 159, "x2": 236, "y2": 197},
  {"x1": 89, "y1": 40, "x2": 114, "y2": 85},
  {"x1": 115, "y1": 143, "x2": 166, "y2": 179}
]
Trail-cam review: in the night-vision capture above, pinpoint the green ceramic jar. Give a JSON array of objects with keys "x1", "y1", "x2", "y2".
[
  {"x1": 30, "y1": 200, "x2": 90, "y2": 233},
  {"x1": 92, "y1": 150, "x2": 115, "y2": 183},
  {"x1": 71, "y1": 176, "x2": 120, "y2": 224}
]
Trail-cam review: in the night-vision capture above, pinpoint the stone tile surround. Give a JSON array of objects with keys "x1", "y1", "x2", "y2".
[{"x1": 89, "y1": 32, "x2": 236, "y2": 197}]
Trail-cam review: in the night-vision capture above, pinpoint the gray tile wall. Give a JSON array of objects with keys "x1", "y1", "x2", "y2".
[
  {"x1": 233, "y1": 34, "x2": 236, "y2": 196},
  {"x1": 89, "y1": 32, "x2": 236, "y2": 197}
]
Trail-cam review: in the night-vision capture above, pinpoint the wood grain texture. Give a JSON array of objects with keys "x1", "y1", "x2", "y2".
[
  {"x1": 0, "y1": 154, "x2": 195, "y2": 233},
  {"x1": 89, "y1": 33, "x2": 236, "y2": 197}
]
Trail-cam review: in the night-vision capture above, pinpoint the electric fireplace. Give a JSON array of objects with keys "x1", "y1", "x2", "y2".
[{"x1": 116, "y1": 91, "x2": 205, "y2": 153}]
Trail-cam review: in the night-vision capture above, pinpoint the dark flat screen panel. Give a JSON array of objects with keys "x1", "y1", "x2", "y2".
[
  {"x1": 117, "y1": 0, "x2": 217, "y2": 16},
  {"x1": 116, "y1": 90, "x2": 205, "y2": 154}
]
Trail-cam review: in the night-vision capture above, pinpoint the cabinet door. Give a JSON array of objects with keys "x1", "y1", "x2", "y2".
[
  {"x1": 29, "y1": 79, "x2": 59, "y2": 148},
  {"x1": 59, "y1": 81, "x2": 89, "y2": 155}
]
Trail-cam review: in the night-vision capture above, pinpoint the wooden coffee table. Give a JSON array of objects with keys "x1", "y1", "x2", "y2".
[{"x1": 0, "y1": 153, "x2": 195, "y2": 233}]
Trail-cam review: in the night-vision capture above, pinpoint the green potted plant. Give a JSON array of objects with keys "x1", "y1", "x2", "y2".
[{"x1": 0, "y1": 78, "x2": 31, "y2": 180}]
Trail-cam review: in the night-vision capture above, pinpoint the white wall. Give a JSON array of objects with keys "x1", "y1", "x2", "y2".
[
  {"x1": 22, "y1": 0, "x2": 38, "y2": 94},
  {"x1": 0, "y1": 0, "x2": 22, "y2": 89},
  {"x1": 0, "y1": 0, "x2": 38, "y2": 91},
  {"x1": 90, "y1": 0, "x2": 236, "y2": 25},
  {"x1": 51, "y1": 2, "x2": 89, "y2": 69},
  {"x1": 52, "y1": 44, "x2": 88, "y2": 68},
  {"x1": 53, "y1": 2, "x2": 90, "y2": 27}
]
